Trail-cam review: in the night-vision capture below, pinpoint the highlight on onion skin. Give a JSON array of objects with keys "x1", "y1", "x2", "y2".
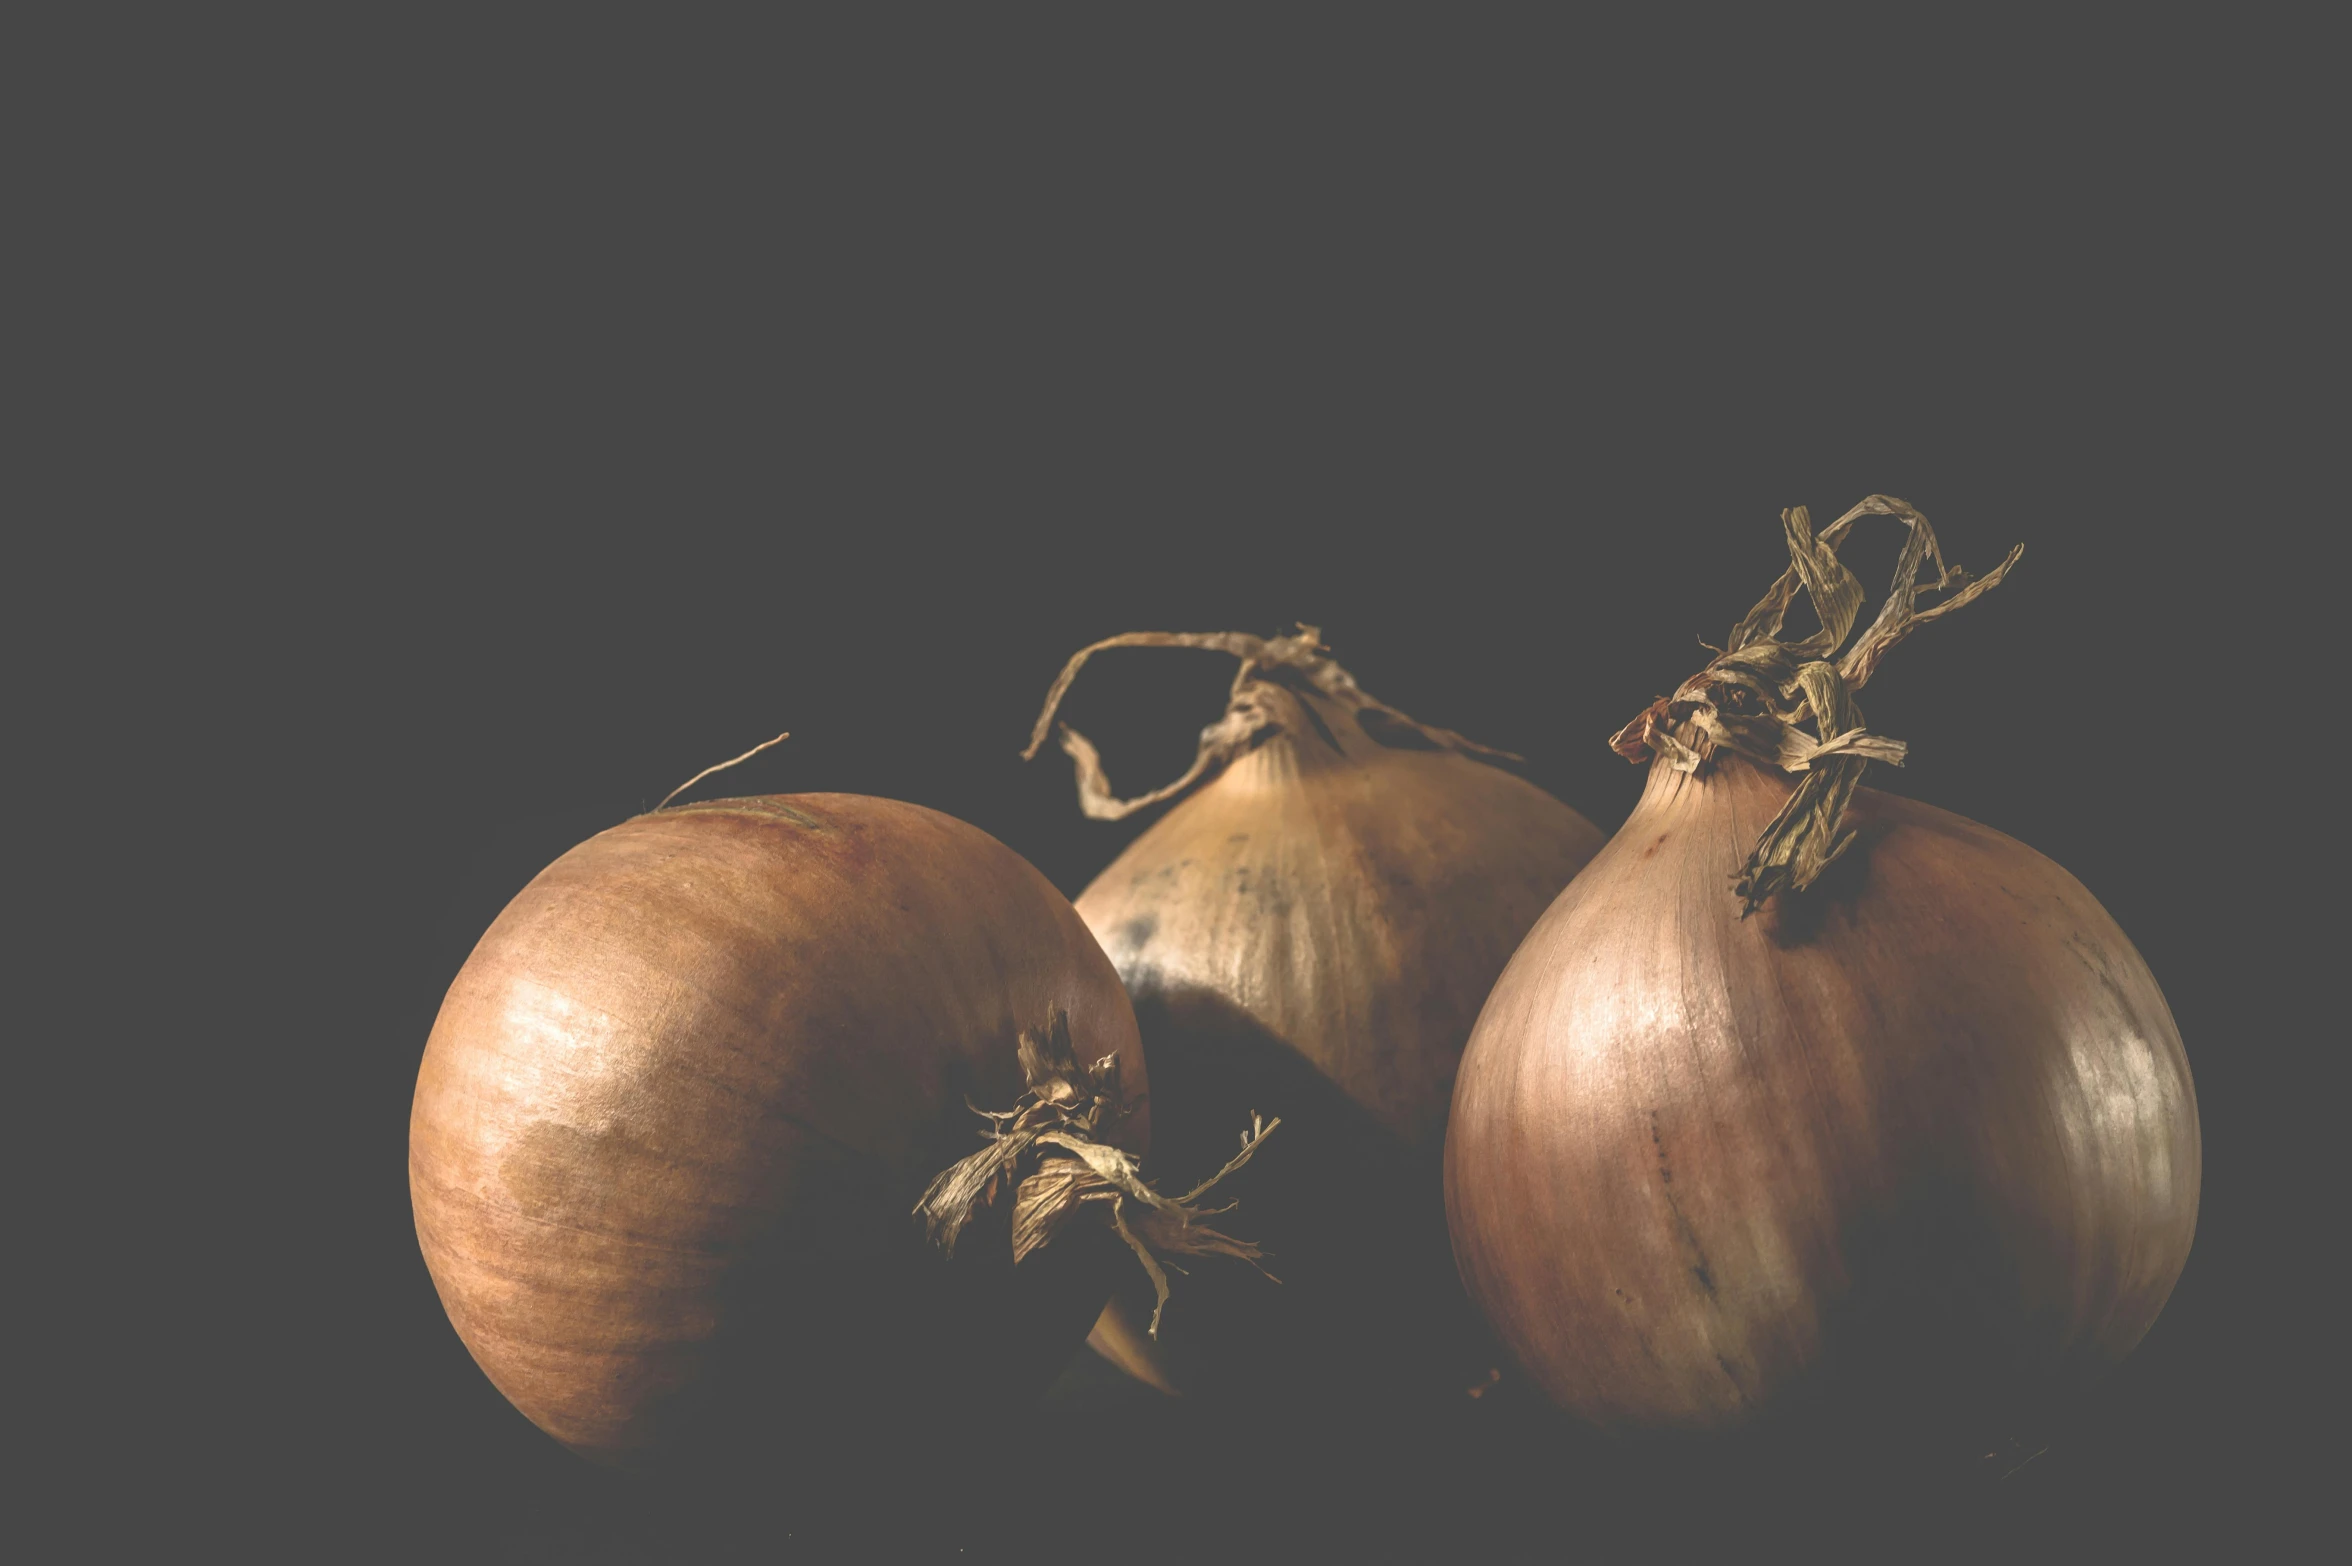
[
  {"x1": 1444, "y1": 499, "x2": 2200, "y2": 1452},
  {"x1": 1027, "y1": 627, "x2": 1607, "y2": 1401},
  {"x1": 408, "y1": 792, "x2": 1146, "y2": 1470}
]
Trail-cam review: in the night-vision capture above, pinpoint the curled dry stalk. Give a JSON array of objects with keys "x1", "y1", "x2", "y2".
[
  {"x1": 653, "y1": 730, "x2": 792, "y2": 812},
  {"x1": 1023, "y1": 624, "x2": 1522, "y2": 820},
  {"x1": 914, "y1": 1012, "x2": 1280, "y2": 1337},
  {"x1": 1608, "y1": 496, "x2": 2022, "y2": 915}
]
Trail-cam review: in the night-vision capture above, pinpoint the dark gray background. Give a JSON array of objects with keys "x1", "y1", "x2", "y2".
[{"x1": 44, "y1": 11, "x2": 2324, "y2": 1561}]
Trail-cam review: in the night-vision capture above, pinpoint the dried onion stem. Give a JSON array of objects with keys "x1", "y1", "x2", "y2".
[
  {"x1": 915, "y1": 1012, "x2": 1279, "y2": 1336},
  {"x1": 1023, "y1": 626, "x2": 1520, "y2": 820},
  {"x1": 1608, "y1": 496, "x2": 2021, "y2": 912}
]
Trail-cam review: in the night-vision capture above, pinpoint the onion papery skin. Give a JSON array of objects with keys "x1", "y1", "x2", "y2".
[
  {"x1": 1444, "y1": 752, "x2": 2199, "y2": 1447},
  {"x1": 409, "y1": 794, "x2": 1146, "y2": 1469},
  {"x1": 1080, "y1": 686, "x2": 1604, "y2": 1401}
]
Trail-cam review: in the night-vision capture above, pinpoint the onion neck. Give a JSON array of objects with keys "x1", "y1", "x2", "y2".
[
  {"x1": 1608, "y1": 496, "x2": 2020, "y2": 914},
  {"x1": 1632, "y1": 747, "x2": 1800, "y2": 861},
  {"x1": 1027, "y1": 624, "x2": 1523, "y2": 822},
  {"x1": 1637, "y1": 744, "x2": 1789, "y2": 811},
  {"x1": 914, "y1": 1011, "x2": 1279, "y2": 1340}
]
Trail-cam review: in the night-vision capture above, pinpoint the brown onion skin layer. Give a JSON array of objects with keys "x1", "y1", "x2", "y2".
[
  {"x1": 1081, "y1": 688, "x2": 1605, "y2": 1400},
  {"x1": 1444, "y1": 753, "x2": 2200, "y2": 1445},
  {"x1": 409, "y1": 794, "x2": 1145, "y2": 1469}
]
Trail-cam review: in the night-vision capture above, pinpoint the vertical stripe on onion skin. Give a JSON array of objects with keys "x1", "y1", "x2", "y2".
[
  {"x1": 409, "y1": 792, "x2": 1146, "y2": 1472},
  {"x1": 1028, "y1": 628, "x2": 1606, "y2": 1402},
  {"x1": 1444, "y1": 499, "x2": 2199, "y2": 1456}
]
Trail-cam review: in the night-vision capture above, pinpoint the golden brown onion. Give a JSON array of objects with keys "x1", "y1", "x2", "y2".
[
  {"x1": 1027, "y1": 628, "x2": 1605, "y2": 1401},
  {"x1": 409, "y1": 792, "x2": 1145, "y2": 1469},
  {"x1": 1445, "y1": 499, "x2": 2199, "y2": 1452}
]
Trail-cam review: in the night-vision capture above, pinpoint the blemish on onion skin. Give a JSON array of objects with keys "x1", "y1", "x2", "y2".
[{"x1": 1650, "y1": 1109, "x2": 1719, "y2": 1300}]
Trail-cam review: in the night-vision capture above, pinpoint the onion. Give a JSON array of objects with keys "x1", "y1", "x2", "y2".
[
  {"x1": 1444, "y1": 499, "x2": 2200, "y2": 1452},
  {"x1": 410, "y1": 786, "x2": 1160, "y2": 1470},
  {"x1": 1025, "y1": 627, "x2": 1605, "y2": 1400}
]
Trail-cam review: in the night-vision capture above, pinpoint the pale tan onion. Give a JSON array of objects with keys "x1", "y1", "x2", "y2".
[{"x1": 1027, "y1": 628, "x2": 1605, "y2": 1400}]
